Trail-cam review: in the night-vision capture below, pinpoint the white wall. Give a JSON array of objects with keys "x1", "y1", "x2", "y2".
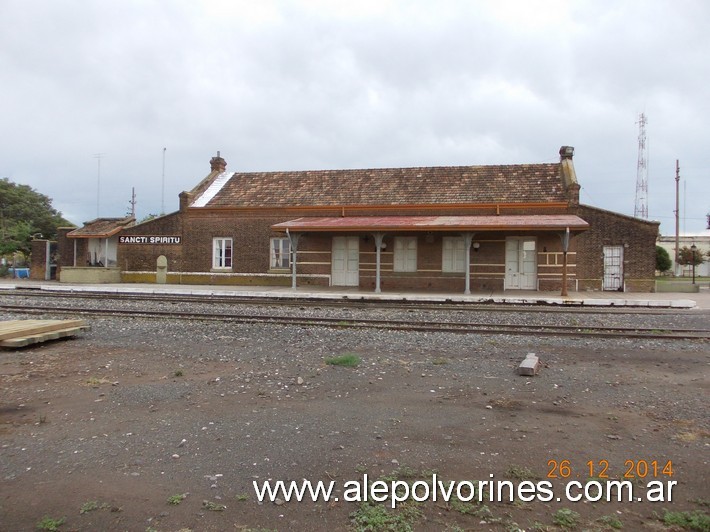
[
  {"x1": 86, "y1": 237, "x2": 119, "y2": 267},
  {"x1": 657, "y1": 233, "x2": 710, "y2": 277}
]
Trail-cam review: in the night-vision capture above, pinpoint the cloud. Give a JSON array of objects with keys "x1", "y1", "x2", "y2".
[{"x1": 0, "y1": 0, "x2": 707, "y2": 233}]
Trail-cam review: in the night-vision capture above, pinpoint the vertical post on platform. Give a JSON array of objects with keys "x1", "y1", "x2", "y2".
[
  {"x1": 374, "y1": 233, "x2": 385, "y2": 294},
  {"x1": 560, "y1": 227, "x2": 570, "y2": 297},
  {"x1": 462, "y1": 233, "x2": 474, "y2": 294},
  {"x1": 287, "y1": 230, "x2": 300, "y2": 290}
]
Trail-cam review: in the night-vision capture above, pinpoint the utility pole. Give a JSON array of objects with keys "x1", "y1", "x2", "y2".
[
  {"x1": 129, "y1": 187, "x2": 137, "y2": 218},
  {"x1": 674, "y1": 160, "x2": 680, "y2": 276},
  {"x1": 161, "y1": 147, "x2": 167, "y2": 215},
  {"x1": 93, "y1": 153, "x2": 105, "y2": 218}
]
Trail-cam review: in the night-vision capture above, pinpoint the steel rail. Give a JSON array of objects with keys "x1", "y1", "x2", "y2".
[
  {"x1": 2, "y1": 288, "x2": 700, "y2": 316},
  {"x1": 1, "y1": 303, "x2": 708, "y2": 340}
]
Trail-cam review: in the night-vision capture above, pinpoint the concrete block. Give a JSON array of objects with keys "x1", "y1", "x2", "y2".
[
  {"x1": 156, "y1": 255, "x2": 168, "y2": 284},
  {"x1": 518, "y1": 353, "x2": 540, "y2": 376}
]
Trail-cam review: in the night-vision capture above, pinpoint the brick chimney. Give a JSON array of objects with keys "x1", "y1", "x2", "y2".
[
  {"x1": 559, "y1": 146, "x2": 574, "y2": 160},
  {"x1": 210, "y1": 151, "x2": 227, "y2": 173},
  {"x1": 559, "y1": 146, "x2": 580, "y2": 205}
]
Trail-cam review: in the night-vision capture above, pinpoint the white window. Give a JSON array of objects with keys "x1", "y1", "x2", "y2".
[
  {"x1": 270, "y1": 237, "x2": 291, "y2": 269},
  {"x1": 394, "y1": 236, "x2": 417, "y2": 272},
  {"x1": 213, "y1": 237, "x2": 233, "y2": 269},
  {"x1": 442, "y1": 236, "x2": 466, "y2": 273}
]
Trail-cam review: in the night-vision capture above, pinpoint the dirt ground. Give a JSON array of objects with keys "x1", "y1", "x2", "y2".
[{"x1": 1, "y1": 315, "x2": 708, "y2": 531}]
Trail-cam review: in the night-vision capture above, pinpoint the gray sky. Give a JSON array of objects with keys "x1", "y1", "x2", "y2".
[{"x1": 1, "y1": 0, "x2": 708, "y2": 235}]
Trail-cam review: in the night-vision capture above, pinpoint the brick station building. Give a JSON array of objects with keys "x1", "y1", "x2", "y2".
[{"x1": 103, "y1": 146, "x2": 658, "y2": 293}]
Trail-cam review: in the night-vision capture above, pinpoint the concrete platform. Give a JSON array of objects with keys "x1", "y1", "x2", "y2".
[{"x1": 1, "y1": 279, "x2": 708, "y2": 309}]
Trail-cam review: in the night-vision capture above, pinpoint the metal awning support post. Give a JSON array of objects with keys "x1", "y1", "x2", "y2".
[
  {"x1": 287, "y1": 230, "x2": 301, "y2": 290},
  {"x1": 559, "y1": 227, "x2": 570, "y2": 297},
  {"x1": 73, "y1": 239, "x2": 77, "y2": 267},
  {"x1": 462, "y1": 232, "x2": 475, "y2": 295},
  {"x1": 373, "y1": 232, "x2": 385, "y2": 293}
]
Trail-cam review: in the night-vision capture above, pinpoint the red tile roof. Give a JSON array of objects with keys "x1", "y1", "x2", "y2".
[
  {"x1": 191, "y1": 163, "x2": 569, "y2": 208},
  {"x1": 272, "y1": 215, "x2": 589, "y2": 232},
  {"x1": 67, "y1": 217, "x2": 135, "y2": 238}
]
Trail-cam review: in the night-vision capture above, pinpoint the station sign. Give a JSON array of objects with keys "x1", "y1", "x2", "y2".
[{"x1": 119, "y1": 235, "x2": 182, "y2": 245}]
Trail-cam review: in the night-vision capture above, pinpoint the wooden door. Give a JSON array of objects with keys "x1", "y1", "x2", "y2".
[{"x1": 332, "y1": 236, "x2": 359, "y2": 286}]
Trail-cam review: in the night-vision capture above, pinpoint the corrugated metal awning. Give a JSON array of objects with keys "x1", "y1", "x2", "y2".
[{"x1": 272, "y1": 214, "x2": 589, "y2": 232}]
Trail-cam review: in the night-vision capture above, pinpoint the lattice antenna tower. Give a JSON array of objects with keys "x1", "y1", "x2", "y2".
[{"x1": 634, "y1": 113, "x2": 649, "y2": 219}]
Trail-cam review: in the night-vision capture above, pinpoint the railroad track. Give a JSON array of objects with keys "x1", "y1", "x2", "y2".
[
  {"x1": 1, "y1": 288, "x2": 699, "y2": 315},
  {"x1": 1, "y1": 303, "x2": 708, "y2": 340}
]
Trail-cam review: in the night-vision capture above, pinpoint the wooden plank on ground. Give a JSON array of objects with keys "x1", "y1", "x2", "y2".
[
  {"x1": 1, "y1": 326, "x2": 90, "y2": 348},
  {"x1": 0, "y1": 320, "x2": 88, "y2": 341}
]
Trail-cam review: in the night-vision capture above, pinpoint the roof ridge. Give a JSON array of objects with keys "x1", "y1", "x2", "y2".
[{"x1": 228, "y1": 161, "x2": 560, "y2": 175}]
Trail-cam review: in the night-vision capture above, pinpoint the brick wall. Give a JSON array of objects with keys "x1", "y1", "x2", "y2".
[
  {"x1": 30, "y1": 240, "x2": 49, "y2": 280},
  {"x1": 101, "y1": 202, "x2": 659, "y2": 293},
  {"x1": 573, "y1": 205, "x2": 659, "y2": 292},
  {"x1": 117, "y1": 213, "x2": 184, "y2": 272},
  {"x1": 181, "y1": 211, "x2": 286, "y2": 273},
  {"x1": 55, "y1": 227, "x2": 92, "y2": 275},
  {"x1": 113, "y1": 206, "x2": 589, "y2": 292}
]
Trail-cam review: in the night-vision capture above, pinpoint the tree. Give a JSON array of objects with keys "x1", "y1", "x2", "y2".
[
  {"x1": 655, "y1": 246, "x2": 672, "y2": 273},
  {"x1": 0, "y1": 178, "x2": 72, "y2": 255},
  {"x1": 677, "y1": 245, "x2": 705, "y2": 268}
]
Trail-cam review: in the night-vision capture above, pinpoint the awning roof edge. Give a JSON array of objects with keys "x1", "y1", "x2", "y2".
[
  {"x1": 66, "y1": 227, "x2": 125, "y2": 239},
  {"x1": 272, "y1": 215, "x2": 589, "y2": 233}
]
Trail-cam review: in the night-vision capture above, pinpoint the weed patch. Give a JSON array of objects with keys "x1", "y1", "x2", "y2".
[
  {"x1": 350, "y1": 501, "x2": 421, "y2": 531},
  {"x1": 79, "y1": 501, "x2": 106, "y2": 514},
  {"x1": 506, "y1": 465, "x2": 538, "y2": 481},
  {"x1": 325, "y1": 354, "x2": 361, "y2": 367},
  {"x1": 552, "y1": 508, "x2": 580, "y2": 529},
  {"x1": 202, "y1": 500, "x2": 226, "y2": 511},
  {"x1": 597, "y1": 514, "x2": 623, "y2": 529},
  {"x1": 662, "y1": 509, "x2": 710, "y2": 531},
  {"x1": 36, "y1": 516, "x2": 65, "y2": 531},
  {"x1": 167, "y1": 493, "x2": 187, "y2": 505}
]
